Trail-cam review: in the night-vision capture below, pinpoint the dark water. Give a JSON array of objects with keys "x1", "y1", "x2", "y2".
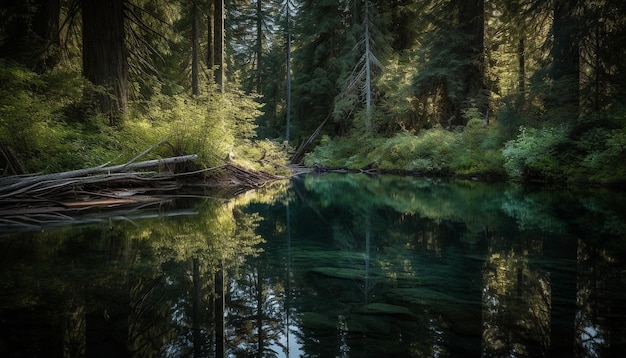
[{"x1": 1, "y1": 174, "x2": 625, "y2": 357}]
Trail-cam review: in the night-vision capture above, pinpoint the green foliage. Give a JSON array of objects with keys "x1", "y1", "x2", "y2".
[
  {"x1": 0, "y1": 60, "x2": 281, "y2": 175},
  {"x1": 232, "y1": 139, "x2": 291, "y2": 176},
  {"x1": 501, "y1": 113, "x2": 626, "y2": 184},
  {"x1": 128, "y1": 94, "x2": 235, "y2": 166},
  {"x1": 371, "y1": 129, "x2": 457, "y2": 172},
  {"x1": 502, "y1": 126, "x2": 570, "y2": 181},
  {"x1": 122, "y1": 89, "x2": 265, "y2": 169},
  {"x1": 0, "y1": 60, "x2": 117, "y2": 173},
  {"x1": 305, "y1": 124, "x2": 506, "y2": 178},
  {"x1": 451, "y1": 119, "x2": 506, "y2": 177},
  {"x1": 577, "y1": 120, "x2": 626, "y2": 184},
  {"x1": 304, "y1": 134, "x2": 383, "y2": 170}
]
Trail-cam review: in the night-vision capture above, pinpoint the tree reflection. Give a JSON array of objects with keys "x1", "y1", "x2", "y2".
[
  {"x1": 482, "y1": 234, "x2": 551, "y2": 356},
  {"x1": 63, "y1": 291, "x2": 86, "y2": 357},
  {"x1": 2, "y1": 176, "x2": 626, "y2": 357},
  {"x1": 574, "y1": 236, "x2": 625, "y2": 357}
]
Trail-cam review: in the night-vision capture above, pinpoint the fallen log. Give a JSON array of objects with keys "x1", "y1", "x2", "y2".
[
  {"x1": 0, "y1": 154, "x2": 197, "y2": 198},
  {"x1": 0, "y1": 144, "x2": 289, "y2": 230},
  {"x1": 290, "y1": 112, "x2": 330, "y2": 164}
]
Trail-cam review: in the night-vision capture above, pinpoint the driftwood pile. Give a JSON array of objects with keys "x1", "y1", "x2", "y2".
[{"x1": 0, "y1": 149, "x2": 285, "y2": 231}]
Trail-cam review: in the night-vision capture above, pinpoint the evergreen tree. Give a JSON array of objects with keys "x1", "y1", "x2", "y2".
[
  {"x1": 544, "y1": 0, "x2": 583, "y2": 120},
  {"x1": 486, "y1": 0, "x2": 550, "y2": 112},
  {"x1": 0, "y1": 0, "x2": 61, "y2": 71},
  {"x1": 579, "y1": 0, "x2": 626, "y2": 112},
  {"x1": 292, "y1": 0, "x2": 353, "y2": 135},
  {"x1": 214, "y1": 0, "x2": 225, "y2": 91},
  {"x1": 333, "y1": 0, "x2": 388, "y2": 134},
  {"x1": 191, "y1": 0, "x2": 201, "y2": 95},
  {"x1": 82, "y1": 0, "x2": 128, "y2": 123},
  {"x1": 283, "y1": 0, "x2": 296, "y2": 141},
  {"x1": 411, "y1": 0, "x2": 487, "y2": 127}
]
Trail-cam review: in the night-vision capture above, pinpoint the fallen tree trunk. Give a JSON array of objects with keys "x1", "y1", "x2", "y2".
[
  {"x1": 0, "y1": 149, "x2": 288, "y2": 230},
  {"x1": 0, "y1": 154, "x2": 201, "y2": 222},
  {"x1": 290, "y1": 113, "x2": 329, "y2": 164},
  {"x1": 0, "y1": 154, "x2": 198, "y2": 198}
]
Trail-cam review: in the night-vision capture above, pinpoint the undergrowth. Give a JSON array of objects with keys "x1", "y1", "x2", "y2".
[
  {"x1": 305, "y1": 118, "x2": 507, "y2": 178},
  {"x1": 0, "y1": 61, "x2": 289, "y2": 175}
]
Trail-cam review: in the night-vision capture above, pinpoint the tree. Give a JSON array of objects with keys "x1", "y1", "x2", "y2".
[
  {"x1": 82, "y1": 0, "x2": 128, "y2": 123},
  {"x1": 292, "y1": 0, "x2": 351, "y2": 134},
  {"x1": 214, "y1": 0, "x2": 225, "y2": 91},
  {"x1": 579, "y1": 0, "x2": 626, "y2": 112},
  {"x1": 546, "y1": 0, "x2": 582, "y2": 119},
  {"x1": 334, "y1": 0, "x2": 384, "y2": 134},
  {"x1": 283, "y1": 0, "x2": 295, "y2": 141},
  {"x1": 191, "y1": 0, "x2": 201, "y2": 95},
  {"x1": 411, "y1": 0, "x2": 487, "y2": 127},
  {"x1": 0, "y1": 0, "x2": 61, "y2": 71},
  {"x1": 486, "y1": 0, "x2": 550, "y2": 110}
]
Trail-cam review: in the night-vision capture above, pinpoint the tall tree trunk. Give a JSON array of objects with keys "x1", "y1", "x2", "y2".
[
  {"x1": 32, "y1": 0, "x2": 60, "y2": 71},
  {"x1": 549, "y1": 0, "x2": 581, "y2": 117},
  {"x1": 458, "y1": 0, "x2": 486, "y2": 124},
  {"x1": 191, "y1": 0, "x2": 200, "y2": 95},
  {"x1": 82, "y1": 0, "x2": 128, "y2": 124},
  {"x1": 364, "y1": 0, "x2": 372, "y2": 133},
  {"x1": 518, "y1": 38, "x2": 525, "y2": 98},
  {"x1": 255, "y1": 0, "x2": 263, "y2": 93},
  {"x1": 214, "y1": 0, "x2": 225, "y2": 92},
  {"x1": 207, "y1": 0, "x2": 214, "y2": 69},
  {"x1": 285, "y1": 10, "x2": 291, "y2": 142}
]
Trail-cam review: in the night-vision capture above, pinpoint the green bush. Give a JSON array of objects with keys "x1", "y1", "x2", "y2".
[
  {"x1": 0, "y1": 61, "x2": 112, "y2": 173},
  {"x1": 304, "y1": 134, "x2": 383, "y2": 169},
  {"x1": 372, "y1": 128, "x2": 457, "y2": 172},
  {"x1": 450, "y1": 119, "x2": 506, "y2": 177},
  {"x1": 0, "y1": 60, "x2": 279, "y2": 175},
  {"x1": 305, "y1": 123, "x2": 506, "y2": 177},
  {"x1": 502, "y1": 125, "x2": 570, "y2": 181},
  {"x1": 579, "y1": 124, "x2": 626, "y2": 184}
]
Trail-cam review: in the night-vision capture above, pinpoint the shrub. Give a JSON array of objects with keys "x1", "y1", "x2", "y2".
[
  {"x1": 304, "y1": 121, "x2": 508, "y2": 177},
  {"x1": 579, "y1": 125, "x2": 626, "y2": 184},
  {"x1": 0, "y1": 60, "x2": 274, "y2": 174},
  {"x1": 502, "y1": 125, "x2": 570, "y2": 181},
  {"x1": 0, "y1": 61, "x2": 112, "y2": 173}
]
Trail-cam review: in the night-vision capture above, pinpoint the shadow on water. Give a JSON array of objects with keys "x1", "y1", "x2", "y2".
[{"x1": 1, "y1": 174, "x2": 625, "y2": 357}]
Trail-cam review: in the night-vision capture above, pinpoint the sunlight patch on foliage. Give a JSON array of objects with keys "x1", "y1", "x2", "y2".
[
  {"x1": 0, "y1": 61, "x2": 288, "y2": 174},
  {"x1": 305, "y1": 124, "x2": 506, "y2": 177}
]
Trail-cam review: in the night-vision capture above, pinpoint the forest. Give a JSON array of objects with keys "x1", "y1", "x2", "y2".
[{"x1": 1, "y1": 0, "x2": 626, "y2": 185}]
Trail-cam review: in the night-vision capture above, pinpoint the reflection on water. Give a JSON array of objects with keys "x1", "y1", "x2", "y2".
[{"x1": 1, "y1": 174, "x2": 626, "y2": 357}]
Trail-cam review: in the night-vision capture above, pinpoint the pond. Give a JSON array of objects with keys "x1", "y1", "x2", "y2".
[{"x1": 1, "y1": 174, "x2": 625, "y2": 357}]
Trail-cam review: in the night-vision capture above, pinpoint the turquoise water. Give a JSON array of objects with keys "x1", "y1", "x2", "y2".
[{"x1": 1, "y1": 174, "x2": 625, "y2": 357}]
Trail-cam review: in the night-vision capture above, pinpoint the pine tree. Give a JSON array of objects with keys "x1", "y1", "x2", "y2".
[
  {"x1": 283, "y1": 0, "x2": 296, "y2": 142},
  {"x1": 214, "y1": 0, "x2": 225, "y2": 91},
  {"x1": 411, "y1": 0, "x2": 487, "y2": 127},
  {"x1": 292, "y1": 0, "x2": 353, "y2": 134},
  {"x1": 579, "y1": 0, "x2": 626, "y2": 112},
  {"x1": 334, "y1": 0, "x2": 385, "y2": 134},
  {"x1": 0, "y1": 0, "x2": 61, "y2": 71},
  {"x1": 82, "y1": 0, "x2": 128, "y2": 123}
]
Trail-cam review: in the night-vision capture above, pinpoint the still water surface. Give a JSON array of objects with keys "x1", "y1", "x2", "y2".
[{"x1": 1, "y1": 174, "x2": 625, "y2": 357}]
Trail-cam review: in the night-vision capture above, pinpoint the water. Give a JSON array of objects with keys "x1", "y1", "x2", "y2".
[{"x1": 1, "y1": 174, "x2": 625, "y2": 357}]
